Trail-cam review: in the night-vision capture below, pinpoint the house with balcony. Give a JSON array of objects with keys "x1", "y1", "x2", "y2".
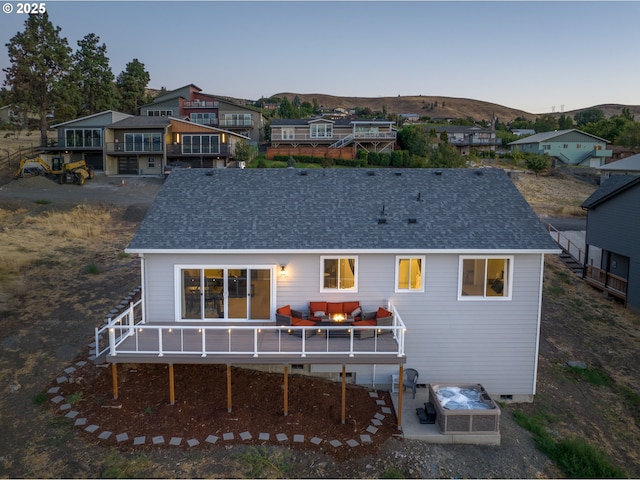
[
  {"x1": 103, "y1": 116, "x2": 249, "y2": 175},
  {"x1": 581, "y1": 175, "x2": 640, "y2": 311},
  {"x1": 140, "y1": 84, "x2": 265, "y2": 145},
  {"x1": 267, "y1": 117, "x2": 396, "y2": 160},
  {"x1": 430, "y1": 126, "x2": 500, "y2": 156},
  {"x1": 508, "y1": 129, "x2": 612, "y2": 166},
  {"x1": 96, "y1": 167, "x2": 559, "y2": 415},
  {"x1": 48, "y1": 110, "x2": 132, "y2": 170}
]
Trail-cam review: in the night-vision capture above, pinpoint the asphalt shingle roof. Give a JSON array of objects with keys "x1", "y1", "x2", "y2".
[
  {"x1": 127, "y1": 168, "x2": 559, "y2": 252},
  {"x1": 581, "y1": 175, "x2": 640, "y2": 209}
]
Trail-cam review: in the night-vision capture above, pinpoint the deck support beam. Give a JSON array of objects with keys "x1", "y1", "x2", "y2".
[
  {"x1": 168, "y1": 364, "x2": 175, "y2": 405},
  {"x1": 341, "y1": 365, "x2": 346, "y2": 425},
  {"x1": 111, "y1": 363, "x2": 118, "y2": 400},
  {"x1": 397, "y1": 364, "x2": 404, "y2": 430},
  {"x1": 226, "y1": 364, "x2": 232, "y2": 413},
  {"x1": 283, "y1": 365, "x2": 289, "y2": 417}
]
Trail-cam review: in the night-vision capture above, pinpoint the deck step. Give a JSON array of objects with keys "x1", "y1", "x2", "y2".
[{"x1": 557, "y1": 253, "x2": 583, "y2": 275}]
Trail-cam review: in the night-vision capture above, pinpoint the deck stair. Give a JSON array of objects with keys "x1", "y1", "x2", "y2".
[
  {"x1": 330, "y1": 134, "x2": 354, "y2": 148},
  {"x1": 557, "y1": 252, "x2": 584, "y2": 275}
]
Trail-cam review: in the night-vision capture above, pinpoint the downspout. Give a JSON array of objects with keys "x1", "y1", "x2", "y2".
[{"x1": 532, "y1": 254, "x2": 545, "y2": 396}]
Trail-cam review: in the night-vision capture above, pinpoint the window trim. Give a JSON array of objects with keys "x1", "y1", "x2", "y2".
[
  {"x1": 457, "y1": 255, "x2": 513, "y2": 301},
  {"x1": 320, "y1": 256, "x2": 358, "y2": 292},
  {"x1": 395, "y1": 256, "x2": 425, "y2": 293}
]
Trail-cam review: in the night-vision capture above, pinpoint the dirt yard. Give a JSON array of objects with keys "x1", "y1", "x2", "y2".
[{"x1": 0, "y1": 164, "x2": 638, "y2": 478}]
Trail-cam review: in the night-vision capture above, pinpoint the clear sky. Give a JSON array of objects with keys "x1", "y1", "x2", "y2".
[{"x1": 1, "y1": 0, "x2": 639, "y2": 114}]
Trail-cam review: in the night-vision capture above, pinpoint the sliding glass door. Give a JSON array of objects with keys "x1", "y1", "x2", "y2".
[{"x1": 178, "y1": 266, "x2": 273, "y2": 321}]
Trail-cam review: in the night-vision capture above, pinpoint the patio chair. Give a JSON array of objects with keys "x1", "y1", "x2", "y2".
[{"x1": 403, "y1": 368, "x2": 419, "y2": 399}]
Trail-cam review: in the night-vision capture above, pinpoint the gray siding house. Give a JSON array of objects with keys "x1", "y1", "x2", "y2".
[
  {"x1": 49, "y1": 110, "x2": 132, "y2": 170},
  {"x1": 106, "y1": 168, "x2": 559, "y2": 404},
  {"x1": 582, "y1": 175, "x2": 640, "y2": 311},
  {"x1": 508, "y1": 129, "x2": 612, "y2": 166}
]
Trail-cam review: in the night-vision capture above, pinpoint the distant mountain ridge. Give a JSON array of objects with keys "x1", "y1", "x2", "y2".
[{"x1": 147, "y1": 88, "x2": 640, "y2": 123}]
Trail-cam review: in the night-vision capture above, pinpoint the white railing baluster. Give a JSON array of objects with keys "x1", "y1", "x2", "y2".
[{"x1": 158, "y1": 329, "x2": 163, "y2": 357}]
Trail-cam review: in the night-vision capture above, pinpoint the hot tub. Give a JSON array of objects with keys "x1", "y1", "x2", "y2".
[{"x1": 429, "y1": 383, "x2": 500, "y2": 434}]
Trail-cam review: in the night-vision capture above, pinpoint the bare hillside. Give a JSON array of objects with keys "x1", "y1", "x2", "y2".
[{"x1": 273, "y1": 92, "x2": 534, "y2": 123}]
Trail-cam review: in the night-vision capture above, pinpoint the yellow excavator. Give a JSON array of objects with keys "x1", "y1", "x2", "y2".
[{"x1": 14, "y1": 156, "x2": 95, "y2": 185}]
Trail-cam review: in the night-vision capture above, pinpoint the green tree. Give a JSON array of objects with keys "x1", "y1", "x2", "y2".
[
  {"x1": 397, "y1": 125, "x2": 428, "y2": 157},
  {"x1": 617, "y1": 121, "x2": 640, "y2": 148},
  {"x1": 115, "y1": 58, "x2": 151, "y2": 115},
  {"x1": 428, "y1": 142, "x2": 465, "y2": 168},
  {"x1": 558, "y1": 114, "x2": 574, "y2": 130},
  {"x1": 73, "y1": 33, "x2": 116, "y2": 116},
  {"x1": 3, "y1": 13, "x2": 72, "y2": 145},
  {"x1": 525, "y1": 153, "x2": 550, "y2": 177},
  {"x1": 574, "y1": 108, "x2": 605, "y2": 127},
  {"x1": 533, "y1": 114, "x2": 559, "y2": 133},
  {"x1": 278, "y1": 97, "x2": 295, "y2": 118},
  {"x1": 234, "y1": 139, "x2": 258, "y2": 166}
]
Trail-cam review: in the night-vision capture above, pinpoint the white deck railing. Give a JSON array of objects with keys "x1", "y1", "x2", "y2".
[{"x1": 95, "y1": 302, "x2": 406, "y2": 360}]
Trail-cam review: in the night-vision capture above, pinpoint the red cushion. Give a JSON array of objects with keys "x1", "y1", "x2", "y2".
[
  {"x1": 353, "y1": 319, "x2": 376, "y2": 327},
  {"x1": 309, "y1": 301, "x2": 327, "y2": 314},
  {"x1": 292, "y1": 318, "x2": 316, "y2": 326},
  {"x1": 376, "y1": 307, "x2": 393, "y2": 319},
  {"x1": 277, "y1": 305, "x2": 291, "y2": 316},
  {"x1": 343, "y1": 301, "x2": 360, "y2": 314},
  {"x1": 327, "y1": 302, "x2": 344, "y2": 314}
]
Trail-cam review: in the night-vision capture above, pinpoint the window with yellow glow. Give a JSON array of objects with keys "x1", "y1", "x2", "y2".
[{"x1": 396, "y1": 256, "x2": 424, "y2": 292}]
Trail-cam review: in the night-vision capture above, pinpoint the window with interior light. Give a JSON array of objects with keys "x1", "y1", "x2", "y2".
[
  {"x1": 395, "y1": 256, "x2": 424, "y2": 292},
  {"x1": 321, "y1": 256, "x2": 357, "y2": 291},
  {"x1": 459, "y1": 256, "x2": 512, "y2": 300}
]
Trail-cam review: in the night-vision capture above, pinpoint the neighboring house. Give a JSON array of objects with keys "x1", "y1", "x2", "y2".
[
  {"x1": 103, "y1": 116, "x2": 249, "y2": 175},
  {"x1": 268, "y1": 117, "x2": 396, "y2": 160},
  {"x1": 49, "y1": 111, "x2": 132, "y2": 170},
  {"x1": 399, "y1": 113, "x2": 420, "y2": 123},
  {"x1": 581, "y1": 175, "x2": 640, "y2": 311},
  {"x1": 0, "y1": 104, "x2": 41, "y2": 126},
  {"x1": 511, "y1": 129, "x2": 536, "y2": 137},
  {"x1": 140, "y1": 84, "x2": 265, "y2": 146},
  {"x1": 597, "y1": 153, "x2": 640, "y2": 183},
  {"x1": 429, "y1": 126, "x2": 500, "y2": 155},
  {"x1": 100, "y1": 168, "x2": 559, "y2": 404},
  {"x1": 508, "y1": 129, "x2": 612, "y2": 166},
  {"x1": 0, "y1": 105, "x2": 18, "y2": 124}
]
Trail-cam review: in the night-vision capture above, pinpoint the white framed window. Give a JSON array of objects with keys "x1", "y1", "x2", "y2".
[
  {"x1": 147, "y1": 109, "x2": 173, "y2": 116},
  {"x1": 321, "y1": 256, "x2": 357, "y2": 292},
  {"x1": 395, "y1": 256, "x2": 425, "y2": 292},
  {"x1": 147, "y1": 157, "x2": 156, "y2": 168},
  {"x1": 458, "y1": 256, "x2": 513, "y2": 300},
  {"x1": 281, "y1": 128, "x2": 294, "y2": 140},
  {"x1": 310, "y1": 123, "x2": 333, "y2": 138}
]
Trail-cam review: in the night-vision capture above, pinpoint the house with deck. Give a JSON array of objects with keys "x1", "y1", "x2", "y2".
[
  {"x1": 581, "y1": 175, "x2": 640, "y2": 311},
  {"x1": 96, "y1": 167, "x2": 559, "y2": 417},
  {"x1": 48, "y1": 111, "x2": 132, "y2": 171},
  {"x1": 103, "y1": 116, "x2": 249, "y2": 175},
  {"x1": 508, "y1": 129, "x2": 612, "y2": 167},
  {"x1": 430, "y1": 125, "x2": 500, "y2": 156},
  {"x1": 140, "y1": 84, "x2": 265, "y2": 145},
  {"x1": 596, "y1": 153, "x2": 640, "y2": 183},
  {"x1": 267, "y1": 117, "x2": 396, "y2": 160}
]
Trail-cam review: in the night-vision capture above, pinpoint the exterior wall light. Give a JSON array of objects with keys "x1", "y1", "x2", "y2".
[{"x1": 280, "y1": 265, "x2": 287, "y2": 276}]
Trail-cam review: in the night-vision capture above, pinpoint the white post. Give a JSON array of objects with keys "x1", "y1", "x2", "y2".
[
  {"x1": 253, "y1": 328, "x2": 259, "y2": 357},
  {"x1": 158, "y1": 328, "x2": 163, "y2": 357},
  {"x1": 109, "y1": 328, "x2": 116, "y2": 356}
]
